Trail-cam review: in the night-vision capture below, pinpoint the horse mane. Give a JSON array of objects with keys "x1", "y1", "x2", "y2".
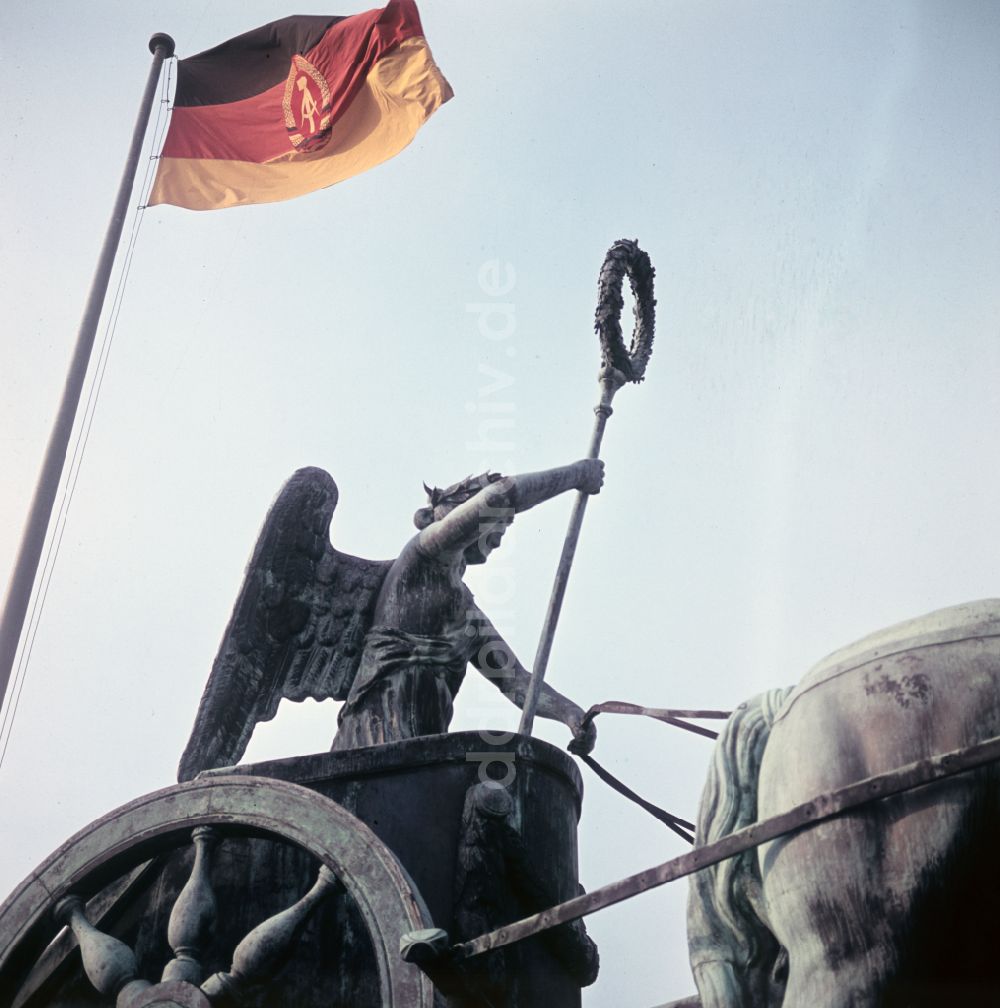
[{"x1": 687, "y1": 686, "x2": 793, "y2": 1007}]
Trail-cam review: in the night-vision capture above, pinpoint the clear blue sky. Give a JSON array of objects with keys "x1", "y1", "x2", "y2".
[{"x1": 1, "y1": 2, "x2": 998, "y2": 1004}]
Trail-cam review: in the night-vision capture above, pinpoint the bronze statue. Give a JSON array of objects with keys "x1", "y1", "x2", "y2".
[{"x1": 178, "y1": 460, "x2": 603, "y2": 780}]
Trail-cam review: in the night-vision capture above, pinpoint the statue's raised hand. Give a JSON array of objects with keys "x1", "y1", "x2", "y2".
[{"x1": 575, "y1": 459, "x2": 605, "y2": 495}]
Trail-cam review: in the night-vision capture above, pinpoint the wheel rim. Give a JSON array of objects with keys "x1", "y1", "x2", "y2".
[{"x1": 0, "y1": 775, "x2": 435, "y2": 1007}]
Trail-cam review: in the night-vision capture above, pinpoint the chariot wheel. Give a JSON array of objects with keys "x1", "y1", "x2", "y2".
[{"x1": 0, "y1": 775, "x2": 436, "y2": 1007}]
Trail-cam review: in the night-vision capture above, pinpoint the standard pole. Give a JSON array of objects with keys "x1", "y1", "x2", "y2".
[
  {"x1": 518, "y1": 366, "x2": 626, "y2": 736},
  {"x1": 0, "y1": 33, "x2": 176, "y2": 713}
]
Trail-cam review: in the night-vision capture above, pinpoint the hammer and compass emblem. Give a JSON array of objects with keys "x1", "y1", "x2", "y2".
[{"x1": 282, "y1": 54, "x2": 333, "y2": 152}]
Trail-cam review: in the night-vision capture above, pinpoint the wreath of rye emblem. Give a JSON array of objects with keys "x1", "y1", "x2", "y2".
[{"x1": 283, "y1": 54, "x2": 333, "y2": 152}]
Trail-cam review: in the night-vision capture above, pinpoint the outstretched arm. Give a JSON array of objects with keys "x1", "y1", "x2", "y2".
[
  {"x1": 467, "y1": 604, "x2": 596, "y2": 753},
  {"x1": 419, "y1": 459, "x2": 604, "y2": 560},
  {"x1": 507, "y1": 459, "x2": 604, "y2": 513}
]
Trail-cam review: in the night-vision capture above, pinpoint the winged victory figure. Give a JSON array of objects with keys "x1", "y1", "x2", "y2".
[{"x1": 178, "y1": 460, "x2": 603, "y2": 780}]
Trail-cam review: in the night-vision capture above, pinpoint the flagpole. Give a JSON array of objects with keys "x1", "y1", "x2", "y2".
[{"x1": 0, "y1": 32, "x2": 176, "y2": 715}]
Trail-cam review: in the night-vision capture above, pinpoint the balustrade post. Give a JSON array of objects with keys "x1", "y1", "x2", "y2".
[
  {"x1": 163, "y1": 827, "x2": 220, "y2": 984},
  {"x1": 54, "y1": 895, "x2": 151, "y2": 1006},
  {"x1": 201, "y1": 866, "x2": 340, "y2": 1004}
]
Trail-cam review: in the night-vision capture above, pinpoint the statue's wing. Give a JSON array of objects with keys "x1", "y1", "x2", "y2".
[{"x1": 177, "y1": 467, "x2": 392, "y2": 781}]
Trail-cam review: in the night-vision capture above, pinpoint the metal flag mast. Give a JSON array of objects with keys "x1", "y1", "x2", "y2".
[
  {"x1": 518, "y1": 239, "x2": 657, "y2": 737},
  {"x1": 0, "y1": 33, "x2": 176, "y2": 714}
]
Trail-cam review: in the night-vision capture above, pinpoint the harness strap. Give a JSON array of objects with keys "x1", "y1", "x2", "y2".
[
  {"x1": 573, "y1": 700, "x2": 732, "y2": 842},
  {"x1": 578, "y1": 753, "x2": 695, "y2": 843},
  {"x1": 581, "y1": 700, "x2": 731, "y2": 741}
]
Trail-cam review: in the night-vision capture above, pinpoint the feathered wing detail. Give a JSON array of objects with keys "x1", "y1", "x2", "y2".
[{"x1": 177, "y1": 467, "x2": 392, "y2": 781}]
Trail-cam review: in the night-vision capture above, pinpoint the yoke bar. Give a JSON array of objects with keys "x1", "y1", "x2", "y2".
[{"x1": 452, "y1": 729, "x2": 1000, "y2": 960}]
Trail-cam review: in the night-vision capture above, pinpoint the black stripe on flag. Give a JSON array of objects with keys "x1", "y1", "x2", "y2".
[{"x1": 175, "y1": 15, "x2": 347, "y2": 107}]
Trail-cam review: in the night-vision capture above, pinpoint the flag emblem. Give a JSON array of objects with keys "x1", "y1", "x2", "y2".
[{"x1": 283, "y1": 55, "x2": 333, "y2": 152}]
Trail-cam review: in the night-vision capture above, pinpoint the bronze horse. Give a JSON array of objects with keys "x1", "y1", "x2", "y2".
[{"x1": 688, "y1": 599, "x2": 1000, "y2": 1006}]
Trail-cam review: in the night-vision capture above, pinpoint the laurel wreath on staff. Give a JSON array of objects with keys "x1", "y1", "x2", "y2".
[
  {"x1": 594, "y1": 238, "x2": 656, "y2": 383},
  {"x1": 519, "y1": 238, "x2": 657, "y2": 738}
]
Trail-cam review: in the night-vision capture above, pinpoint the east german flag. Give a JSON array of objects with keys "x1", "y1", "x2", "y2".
[{"x1": 149, "y1": 0, "x2": 452, "y2": 210}]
